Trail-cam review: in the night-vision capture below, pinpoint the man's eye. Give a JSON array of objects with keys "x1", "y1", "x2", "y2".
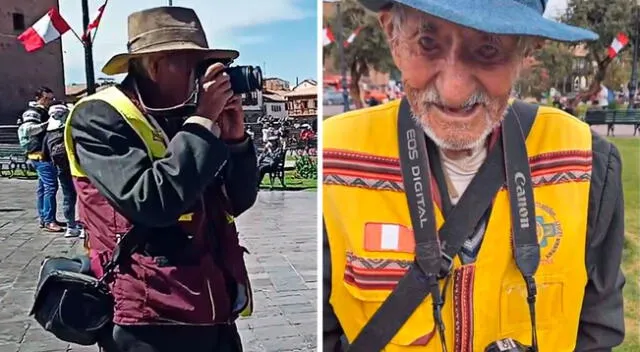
[
  {"x1": 477, "y1": 45, "x2": 499, "y2": 60},
  {"x1": 418, "y1": 36, "x2": 438, "y2": 52}
]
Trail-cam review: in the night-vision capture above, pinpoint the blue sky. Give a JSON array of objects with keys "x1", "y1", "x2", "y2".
[{"x1": 58, "y1": 0, "x2": 317, "y2": 86}]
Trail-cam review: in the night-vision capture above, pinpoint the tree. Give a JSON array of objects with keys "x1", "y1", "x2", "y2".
[
  {"x1": 561, "y1": 0, "x2": 635, "y2": 97},
  {"x1": 324, "y1": 0, "x2": 396, "y2": 108}
]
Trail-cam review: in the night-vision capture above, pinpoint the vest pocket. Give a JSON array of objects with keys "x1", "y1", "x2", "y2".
[
  {"x1": 341, "y1": 256, "x2": 438, "y2": 347},
  {"x1": 499, "y1": 274, "x2": 565, "y2": 336}
]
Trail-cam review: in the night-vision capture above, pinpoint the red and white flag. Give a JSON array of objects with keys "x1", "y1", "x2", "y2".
[
  {"x1": 608, "y1": 32, "x2": 629, "y2": 59},
  {"x1": 17, "y1": 8, "x2": 71, "y2": 53},
  {"x1": 344, "y1": 26, "x2": 363, "y2": 47},
  {"x1": 323, "y1": 27, "x2": 334, "y2": 47},
  {"x1": 83, "y1": 0, "x2": 107, "y2": 42},
  {"x1": 364, "y1": 223, "x2": 415, "y2": 253}
]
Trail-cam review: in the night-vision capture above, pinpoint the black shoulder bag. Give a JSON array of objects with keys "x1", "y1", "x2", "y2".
[
  {"x1": 29, "y1": 226, "x2": 147, "y2": 346},
  {"x1": 347, "y1": 98, "x2": 541, "y2": 352}
]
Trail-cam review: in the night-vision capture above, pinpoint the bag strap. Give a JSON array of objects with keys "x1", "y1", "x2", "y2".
[
  {"x1": 98, "y1": 225, "x2": 148, "y2": 285},
  {"x1": 347, "y1": 99, "x2": 539, "y2": 352}
]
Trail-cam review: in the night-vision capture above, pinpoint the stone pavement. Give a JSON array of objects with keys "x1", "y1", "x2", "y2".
[{"x1": 0, "y1": 177, "x2": 317, "y2": 352}]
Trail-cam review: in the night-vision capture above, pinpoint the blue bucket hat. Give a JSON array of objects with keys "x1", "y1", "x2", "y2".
[{"x1": 358, "y1": 0, "x2": 599, "y2": 42}]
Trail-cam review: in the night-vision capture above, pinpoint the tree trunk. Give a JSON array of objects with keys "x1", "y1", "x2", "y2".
[{"x1": 349, "y1": 59, "x2": 364, "y2": 109}]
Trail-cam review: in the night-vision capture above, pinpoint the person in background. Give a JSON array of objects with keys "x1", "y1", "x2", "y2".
[
  {"x1": 17, "y1": 87, "x2": 63, "y2": 232},
  {"x1": 42, "y1": 103, "x2": 82, "y2": 238}
]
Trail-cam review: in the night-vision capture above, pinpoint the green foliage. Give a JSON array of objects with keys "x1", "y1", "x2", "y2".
[
  {"x1": 324, "y1": 0, "x2": 396, "y2": 106},
  {"x1": 294, "y1": 156, "x2": 317, "y2": 180}
]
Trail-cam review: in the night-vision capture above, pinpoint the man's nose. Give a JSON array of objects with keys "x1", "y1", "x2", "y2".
[{"x1": 434, "y1": 58, "x2": 477, "y2": 108}]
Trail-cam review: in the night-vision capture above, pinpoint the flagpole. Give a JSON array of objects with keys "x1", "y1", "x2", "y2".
[
  {"x1": 81, "y1": 0, "x2": 96, "y2": 94},
  {"x1": 91, "y1": 0, "x2": 109, "y2": 43},
  {"x1": 335, "y1": 1, "x2": 349, "y2": 112},
  {"x1": 629, "y1": 3, "x2": 640, "y2": 108},
  {"x1": 67, "y1": 27, "x2": 84, "y2": 46}
]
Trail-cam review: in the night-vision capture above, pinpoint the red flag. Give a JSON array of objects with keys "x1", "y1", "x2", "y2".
[
  {"x1": 83, "y1": 1, "x2": 107, "y2": 41},
  {"x1": 323, "y1": 27, "x2": 334, "y2": 47},
  {"x1": 608, "y1": 32, "x2": 629, "y2": 59},
  {"x1": 17, "y1": 8, "x2": 70, "y2": 52},
  {"x1": 344, "y1": 27, "x2": 363, "y2": 48}
]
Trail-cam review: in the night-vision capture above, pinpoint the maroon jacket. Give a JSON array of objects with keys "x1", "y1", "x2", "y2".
[{"x1": 69, "y1": 84, "x2": 258, "y2": 325}]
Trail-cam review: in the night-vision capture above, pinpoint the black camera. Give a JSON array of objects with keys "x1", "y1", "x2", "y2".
[
  {"x1": 484, "y1": 338, "x2": 534, "y2": 352},
  {"x1": 195, "y1": 60, "x2": 263, "y2": 94}
]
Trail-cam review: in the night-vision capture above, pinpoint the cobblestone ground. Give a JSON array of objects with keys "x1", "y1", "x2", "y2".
[{"x1": 0, "y1": 178, "x2": 317, "y2": 352}]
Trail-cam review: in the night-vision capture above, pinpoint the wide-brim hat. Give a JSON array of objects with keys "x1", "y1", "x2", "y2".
[
  {"x1": 358, "y1": 0, "x2": 599, "y2": 42},
  {"x1": 102, "y1": 6, "x2": 239, "y2": 76}
]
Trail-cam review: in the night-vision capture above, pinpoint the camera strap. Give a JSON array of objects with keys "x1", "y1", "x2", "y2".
[{"x1": 347, "y1": 98, "x2": 540, "y2": 352}]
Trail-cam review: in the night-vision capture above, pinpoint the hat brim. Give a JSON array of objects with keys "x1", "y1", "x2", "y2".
[
  {"x1": 358, "y1": 0, "x2": 599, "y2": 42},
  {"x1": 101, "y1": 42, "x2": 240, "y2": 76}
]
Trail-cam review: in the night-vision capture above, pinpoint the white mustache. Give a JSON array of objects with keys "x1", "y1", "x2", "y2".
[{"x1": 422, "y1": 87, "x2": 488, "y2": 110}]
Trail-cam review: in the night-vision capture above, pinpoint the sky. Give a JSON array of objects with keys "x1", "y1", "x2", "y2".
[
  {"x1": 58, "y1": 0, "x2": 318, "y2": 86},
  {"x1": 545, "y1": 0, "x2": 569, "y2": 19}
]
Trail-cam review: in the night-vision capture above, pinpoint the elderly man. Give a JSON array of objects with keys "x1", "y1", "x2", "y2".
[
  {"x1": 64, "y1": 7, "x2": 257, "y2": 352},
  {"x1": 323, "y1": 1, "x2": 625, "y2": 352}
]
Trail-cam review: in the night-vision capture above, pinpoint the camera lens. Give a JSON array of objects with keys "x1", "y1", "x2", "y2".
[{"x1": 226, "y1": 66, "x2": 263, "y2": 94}]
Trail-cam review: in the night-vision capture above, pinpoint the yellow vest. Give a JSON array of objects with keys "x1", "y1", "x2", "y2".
[
  {"x1": 323, "y1": 100, "x2": 593, "y2": 351},
  {"x1": 64, "y1": 87, "x2": 168, "y2": 177}
]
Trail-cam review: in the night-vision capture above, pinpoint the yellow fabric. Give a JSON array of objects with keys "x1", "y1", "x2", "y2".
[
  {"x1": 27, "y1": 152, "x2": 44, "y2": 161},
  {"x1": 323, "y1": 100, "x2": 592, "y2": 351},
  {"x1": 64, "y1": 87, "x2": 167, "y2": 177}
]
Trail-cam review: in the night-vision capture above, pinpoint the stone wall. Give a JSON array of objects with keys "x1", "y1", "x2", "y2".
[{"x1": 0, "y1": 0, "x2": 65, "y2": 125}]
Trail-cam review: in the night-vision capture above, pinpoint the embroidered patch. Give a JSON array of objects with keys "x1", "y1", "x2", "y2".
[
  {"x1": 364, "y1": 223, "x2": 415, "y2": 253},
  {"x1": 323, "y1": 149, "x2": 404, "y2": 192},
  {"x1": 343, "y1": 252, "x2": 411, "y2": 290},
  {"x1": 454, "y1": 265, "x2": 476, "y2": 352},
  {"x1": 535, "y1": 202, "x2": 563, "y2": 264},
  {"x1": 529, "y1": 150, "x2": 592, "y2": 187}
]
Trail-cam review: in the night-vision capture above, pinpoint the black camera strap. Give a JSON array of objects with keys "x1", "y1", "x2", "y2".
[{"x1": 347, "y1": 98, "x2": 540, "y2": 352}]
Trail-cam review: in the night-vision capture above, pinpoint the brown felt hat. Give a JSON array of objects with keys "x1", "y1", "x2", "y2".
[{"x1": 101, "y1": 6, "x2": 239, "y2": 75}]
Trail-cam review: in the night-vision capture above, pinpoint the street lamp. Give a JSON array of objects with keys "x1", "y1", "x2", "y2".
[
  {"x1": 628, "y1": 0, "x2": 640, "y2": 107},
  {"x1": 324, "y1": 0, "x2": 350, "y2": 113}
]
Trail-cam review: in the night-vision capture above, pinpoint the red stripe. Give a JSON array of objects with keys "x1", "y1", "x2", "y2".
[
  {"x1": 323, "y1": 149, "x2": 400, "y2": 167},
  {"x1": 323, "y1": 168, "x2": 403, "y2": 182},
  {"x1": 17, "y1": 27, "x2": 45, "y2": 52},
  {"x1": 529, "y1": 150, "x2": 591, "y2": 165},
  {"x1": 48, "y1": 8, "x2": 71, "y2": 34}
]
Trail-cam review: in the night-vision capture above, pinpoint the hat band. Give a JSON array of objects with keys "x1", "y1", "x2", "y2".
[{"x1": 127, "y1": 27, "x2": 208, "y2": 52}]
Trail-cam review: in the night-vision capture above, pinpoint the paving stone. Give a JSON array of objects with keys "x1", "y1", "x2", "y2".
[{"x1": 0, "y1": 178, "x2": 317, "y2": 351}]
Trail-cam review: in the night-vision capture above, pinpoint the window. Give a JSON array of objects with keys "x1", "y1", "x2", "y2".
[
  {"x1": 13, "y1": 13, "x2": 25, "y2": 31},
  {"x1": 271, "y1": 105, "x2": 282, "y2": 112}
]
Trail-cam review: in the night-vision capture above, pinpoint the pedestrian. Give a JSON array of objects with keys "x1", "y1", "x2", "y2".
[
  {"x1": 17, "y1": 87, "x2": 63, "y2": 232},
  {"x1": 323, "y1": 1, "x2": 624, "y2": 351},
  {"x1": 42, "y1": 103, "x2": 82, "y2": 238},
  {"x1": 64, "y1": 7, "x2": 258, "y2": 352}
]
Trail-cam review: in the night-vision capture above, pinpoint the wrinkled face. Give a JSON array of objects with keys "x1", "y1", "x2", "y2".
[
  {"x1": 145, "y1": 51, "x2": 204, "y2": 106},
  {"x1": 380, "y1": 6, "x2": 531, "y2": 150}
]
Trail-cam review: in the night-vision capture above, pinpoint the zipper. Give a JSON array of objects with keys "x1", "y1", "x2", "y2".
[{"x1": 206, "y1": 278, "x2": 216, "y2": 321}]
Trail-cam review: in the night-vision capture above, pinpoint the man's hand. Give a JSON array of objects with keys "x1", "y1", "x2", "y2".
[
  {"x1": 219, "y1": 95, "x2": 246, "y2": 142},
  {"x1": 195, "y1": 63, "x2": 233, "y2": 122}
]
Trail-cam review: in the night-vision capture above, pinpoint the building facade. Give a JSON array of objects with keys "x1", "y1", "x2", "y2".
[
  {"x1": 0, "y1": 0, "x2": 65, "y2": 125},
  {"x1": 286, "y1": 80, "x2": 318, "y2": 124},
  {"x1": 263, "y1": 92, "x2": 287, "y2": 121},
  {"x1": 264, "y1": 78, "x2": 290, "y2": 92}
]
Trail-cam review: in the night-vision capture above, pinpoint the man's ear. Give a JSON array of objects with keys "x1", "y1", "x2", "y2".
[
  {"x1": 525, "y1": 38, "x2": 546, "y2": 57},
  {"x1": 146, "y1": 57, "x2": 159, "y2": 82}
]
